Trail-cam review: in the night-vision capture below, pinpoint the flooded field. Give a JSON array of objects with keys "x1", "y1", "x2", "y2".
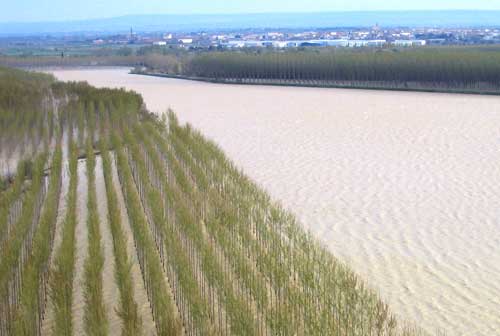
[{"x1": 50, "y1": 67, "x2": 500, "y2": 335}]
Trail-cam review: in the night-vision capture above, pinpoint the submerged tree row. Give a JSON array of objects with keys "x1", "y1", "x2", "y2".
[{"x1": 0, "y1": 66, "x2": 427, "y2": 335}]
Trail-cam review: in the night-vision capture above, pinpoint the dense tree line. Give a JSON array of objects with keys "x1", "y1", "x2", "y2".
[
  {"x1": 184, "y1": 48, "x2": 500, "y2": 90},
  {"x1": 0, "y1": 55, "x2": 140, "y2": 68},
  {"x1": 0, "y1": 67, "x2": 54, "y2": 112},
  {"x1": 0, "y1": 67, "x2": 55, "y2": 176}
]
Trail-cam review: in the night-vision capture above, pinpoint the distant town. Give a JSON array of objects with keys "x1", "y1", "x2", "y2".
[
  {"x1": 2, "y1": 25, "x2": 500, "y2": 56},
  {"x1": 147, "y1": 25, "x2": 500, "y2": 48}
]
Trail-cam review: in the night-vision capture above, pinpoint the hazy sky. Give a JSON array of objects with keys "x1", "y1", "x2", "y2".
[{"x1": 3, "y1": 0, "x2": 500, "y2": 22}]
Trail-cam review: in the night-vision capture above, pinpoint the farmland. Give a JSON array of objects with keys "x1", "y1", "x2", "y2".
[{"x1": 0, "y1": 66, "x2": 426, "y2": 335}]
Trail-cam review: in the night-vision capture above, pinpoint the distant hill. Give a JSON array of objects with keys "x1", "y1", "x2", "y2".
[{"x1": 1, "y1": 11, "x2": 500, "y2": 36}]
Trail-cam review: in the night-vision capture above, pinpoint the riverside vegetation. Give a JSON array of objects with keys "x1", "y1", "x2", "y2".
[
  {"x1": 3, "y1": 46, "x2": 500, "y2": 93},
  {"x1": 0, "y1": 66, "x2": 429, "y2": 335},
  {"x1": 178, "y1": 47, "x2": 500, "y2": 92}
]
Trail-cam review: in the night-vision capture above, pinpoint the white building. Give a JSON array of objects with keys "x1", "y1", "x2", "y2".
[
  {"x1": 179, "y1": 38, "x2": 193, "y2": 44},
  {"x1": 153, "y1": 41, "x2": 167, "y2": 46},
  {"x1": 224, "y1": 39, "x2": 388, "y2": 49},
  {"x1": 267, "y1": 32, "x2": 284, "y2": 39},
  {"x1": 394, "y1": 40, "x2": 427, "y2": 47},
  {"x1": 347, "y1": 40, "x2": 386, "y2": 47}
]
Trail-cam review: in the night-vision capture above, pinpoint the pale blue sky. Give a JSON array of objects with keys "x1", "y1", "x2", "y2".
[{"x1": 3, "y1": 0, "x2": 500, "y2": 22}]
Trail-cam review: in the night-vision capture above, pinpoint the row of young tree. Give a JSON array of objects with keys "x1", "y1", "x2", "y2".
[
  {"x1": 0, "y1": 66, "x2": 147, "y2": 335},
  {"x1": 114, "y1": 106, "x2": 428, "y2": 335},
  {"x1": 0, "y1": 152, "x2": 48, "y2": 335},
  {"x1": 1, "y1": 66, "x2": 429, "y2": 335}
]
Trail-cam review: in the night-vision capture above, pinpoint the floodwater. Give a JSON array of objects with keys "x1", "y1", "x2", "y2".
[
  {"x1": 72, "y1": 159, "x2": 89, "y2": 335},
  {"x1": 50, "y1": 67, "x2": 500, "y2": 335}
]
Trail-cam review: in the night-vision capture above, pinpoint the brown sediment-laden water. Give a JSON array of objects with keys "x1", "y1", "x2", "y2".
[{"x1": 72, "y1": 159, "x2": 89, "y2": 335}]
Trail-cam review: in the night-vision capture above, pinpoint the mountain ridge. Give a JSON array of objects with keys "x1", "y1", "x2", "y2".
[{"x1": 1, "y1": 10, "x2": 500, "y2": 36}]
